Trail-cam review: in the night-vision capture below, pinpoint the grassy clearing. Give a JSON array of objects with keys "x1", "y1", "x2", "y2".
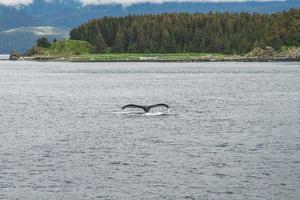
[
  {"x1": 50, "y1": 40, "x2": 94, "y2": 55},
  {"x1": 29, "y1": 39, "x2": 94, "y2": 59},
  {"x1": 28, "y1": 39, "x2": 300, "y2": 62},
  {"x1": 28, "y1": 39, "x2": 239, "y2": 61},
  {"x1": 69, "y1": 52, "x2": 238, "y2": 62}
]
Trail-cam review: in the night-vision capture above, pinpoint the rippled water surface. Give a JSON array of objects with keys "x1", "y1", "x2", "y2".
[{"x1": 0, "y1": 61, "x2": 300, "y2": 200}]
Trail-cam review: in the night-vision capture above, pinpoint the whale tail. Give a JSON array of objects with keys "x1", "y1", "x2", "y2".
[
  {"x1": 122, "y1": 104, "x2": 169, "y2": 113},
  {"x1": 122, "y1": 104, "x2": 147, "y2": 112},
  {"x1": 148, "y1": 104, "x2": 169, "y2": 110}
]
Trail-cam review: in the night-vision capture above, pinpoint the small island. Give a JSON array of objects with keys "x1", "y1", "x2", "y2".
[
  {"x1": 14, "y1": 39, "x2": 300, "y2": 62},
  {"x1": 12, "y1": 9, "x2": 300, "y2": 62}
]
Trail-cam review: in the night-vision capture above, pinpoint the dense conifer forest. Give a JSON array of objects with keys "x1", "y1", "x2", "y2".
[{"x1": 69, "y1": 9, "x2": 300, "y2": 54}]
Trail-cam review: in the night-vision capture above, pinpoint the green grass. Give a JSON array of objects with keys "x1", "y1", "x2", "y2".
[
  {"x1": 69, "y1": 52, "x2": 238, "y2": 62},
  {"x1": 50, "y1": 39, "x2": 94, "y2": 55},
  {"x1": 29, "y1": 39, "x2": 238, "y2": 61},
  {"x1": 28, "y1": 39, "x2": 243, "y2": 61},
  {"x1": 27, "y1": 39, "x2": 300, "y2": 61},
  {"x1": 32, "y1": 39, "x2": 94, "y2": 58}
]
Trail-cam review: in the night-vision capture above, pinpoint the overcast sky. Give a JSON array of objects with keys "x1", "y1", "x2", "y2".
[{"x1": 0, "y1": 0, "x2": 285, "y2": 6}]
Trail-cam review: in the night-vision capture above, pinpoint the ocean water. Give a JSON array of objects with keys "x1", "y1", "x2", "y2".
[
  {"x1": 0, "y1": 55, "x2": 9, "y2": 60},
  {"x1": 0, "y1": 61, "x2": 300, "y2": 200}
]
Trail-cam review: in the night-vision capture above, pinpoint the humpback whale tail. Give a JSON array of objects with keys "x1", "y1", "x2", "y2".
[{"x1": 122, "y1": 104, "x2": 169, "y2": 113}]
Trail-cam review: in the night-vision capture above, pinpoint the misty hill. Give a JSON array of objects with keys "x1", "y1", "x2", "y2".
[{"x1": 0, "y1": 26, "x2": 68, "y2": 53}]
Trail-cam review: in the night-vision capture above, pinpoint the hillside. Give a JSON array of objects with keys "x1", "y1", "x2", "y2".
[
  {"x1": 25, "y1": 39, "x2": 94, "y2": 59},
  {"x1": 70, "y1": 9, "x2": 300, "y2": 54}
]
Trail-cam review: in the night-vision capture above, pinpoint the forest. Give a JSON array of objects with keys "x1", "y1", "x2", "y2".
[{"x1": 69, "y1": 9, "x2": 300, "y2": 54}]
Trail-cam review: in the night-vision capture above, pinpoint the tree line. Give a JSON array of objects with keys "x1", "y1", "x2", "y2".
[{"x1": 70, "y1": 9, "x2": 300, "y2": 54}]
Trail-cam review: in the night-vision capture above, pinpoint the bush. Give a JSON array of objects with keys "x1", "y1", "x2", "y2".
[{"x1": 37, "y1": 37, "x2": 51, "y2": 48}]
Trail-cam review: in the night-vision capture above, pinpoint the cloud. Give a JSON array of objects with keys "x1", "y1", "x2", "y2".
[
  {"x1": 0, "y1": 0, "x2": 32, "y2": 6},
  {"x1": 0, "y1": 0, "x2": 285, "y2": 7},
  {"x1": 1, "y1": 26, "x2": 68, "y2": 36},
  {"x1": 79, "y1": 0, "x2": 285, "y2": 6}
]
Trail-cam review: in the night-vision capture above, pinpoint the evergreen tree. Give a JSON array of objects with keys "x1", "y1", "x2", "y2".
[
  {"x1": 193, "y1": 29, "x2": 204, "y2": 52},
  {"x1": 37, "y1": 37, "x2": 51, "y2": 48},
  {"x1": 136, "y1": 25, "x2": 147, "y2": 52},
  {"x1": 112, "y1": 28, "x2": 126, "y2": 53},
  {"x1": 160, "y1": 29, "x2": 177, "y2": 53},
  {"x1": 69, "y1": 9, "x2": 300, "y2": 54},
  {"x1": 94, "y1": 31, "x2": 107, "y2": 53}
]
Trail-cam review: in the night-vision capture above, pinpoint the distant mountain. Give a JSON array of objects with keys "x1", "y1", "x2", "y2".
[
  {"x1": 126, "y1": 0, "x2": 300, "y2": 14},
  {"x1": 0, "y1": 0, "x2": 299, "y2": 53},
  {"x1": 0, "y1": 6, "x2": 42, "y2": 31},
  {"x1": 0, "y1": 26, "x2": 68, "y2": 53},
  {"x1": 1, "y1": 0, "x2": 300, "y2": 31},
  {"x1": 0, "y1": 0, "x2": 123, "y2": 31}
]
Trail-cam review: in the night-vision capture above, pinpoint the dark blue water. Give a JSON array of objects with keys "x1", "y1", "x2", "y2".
[{"x1": 0, "y1": 61, "x2": 300, "y2": 199}]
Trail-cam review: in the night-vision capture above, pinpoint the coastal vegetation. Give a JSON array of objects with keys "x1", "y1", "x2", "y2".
[
  {"x1": 26, "y1": 39, "x2": 94, "y2": 58},
  {"x1": 22, "y1": 39, "x2": 300, "y2": 61},
  {"x1": 70, "y1": 9, "x2": 300, "y2": 54},
  {"x1": 16, "y1": 9, "x2": 300, "y2": 61},
  {"x1": 24, "y1": 39, "x2": 235, "y2": 61}
]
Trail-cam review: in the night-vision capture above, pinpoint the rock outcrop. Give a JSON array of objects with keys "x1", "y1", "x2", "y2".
[
  {"x1": 246, "y1": 46, "x2": 274, "y2": 58},
  {"x1": 246, "y1": 46, "x2": 300, "y2": 61},
  {"x1": 9, "y1": 50, "x2": 21, "y2": 60}
]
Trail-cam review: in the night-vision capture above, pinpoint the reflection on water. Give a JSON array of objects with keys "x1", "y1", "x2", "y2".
[{"x1": 0, "y1": 61, "x2": 300, "y2": 200}]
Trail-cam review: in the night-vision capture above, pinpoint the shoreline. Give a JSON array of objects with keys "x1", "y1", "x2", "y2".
[
  {"x1": 9, "y1": 46, "x2": 300, "y2": 63},
  {"x1": 14, "y1": 56, "x2": 300, "y2": 63},
  {"x1": 11, "y1": 40, "x2": 299, "y2": 63}
]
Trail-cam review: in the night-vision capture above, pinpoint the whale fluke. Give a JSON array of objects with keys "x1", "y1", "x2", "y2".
[
  {"x1": 148, "y1": 104, "x2": 169, "y2": 110},
  {"x1": 122, "y1": 104, "x2": 169, "y2": 113},
  {"x1": 122, "y1": 104, "x2": 146, "y2": 110}
]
